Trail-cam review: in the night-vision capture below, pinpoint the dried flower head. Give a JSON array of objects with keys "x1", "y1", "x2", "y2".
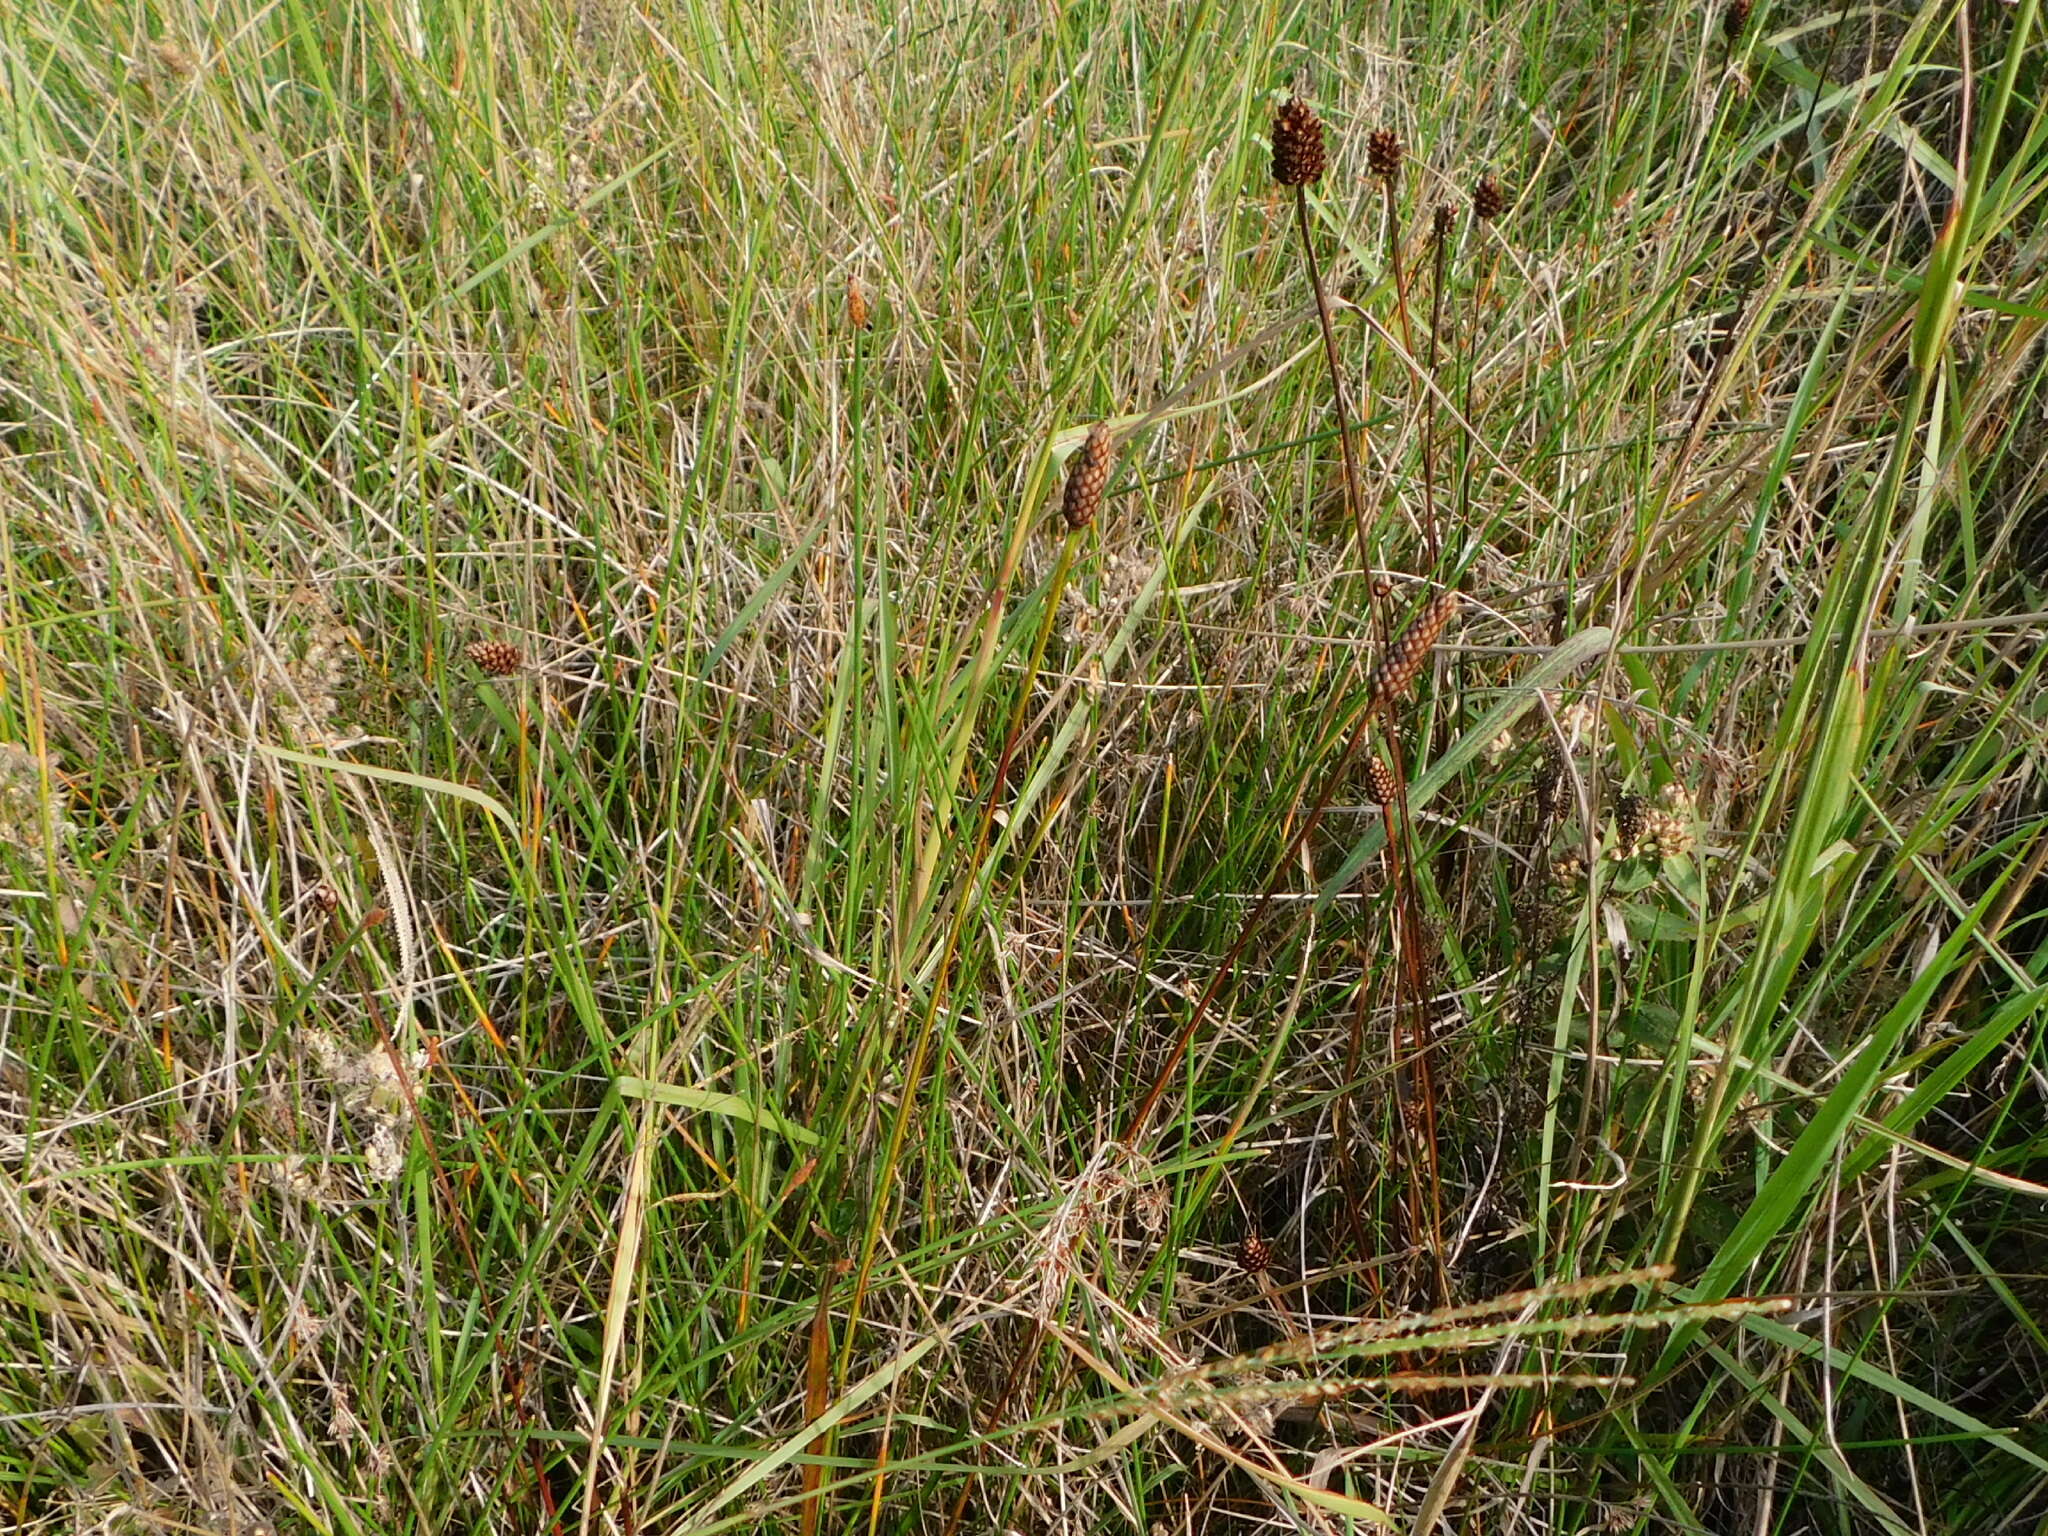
[
  {"x1": 1366, "y1": 590, "x2": 1460, "y2": 715},
  {"x1": 310, "y1": 880, "x2": 342, "y2": 915},
  {"x1": 1270, "y1": 96, "x2": 1326, "y2": 188},
  {"x1": 846, "y1": 275, "x2": 871, "y2": 330},
  {"x1": 0, "y1": 741, "x2": 72, "y2": 854},
  {"x1": 1061, "y1": 423, "x2": 1115, "y2": 531},
  {"x1": 1364, "y1": 756, "x2": 1400, "y2": 804},
  {"x1": 1433, "y1": 202, "x2": 1456, "y2": 243},
  {"x1": 1366, "y1": 128, "x2": 1403, "y2": 180},
  {"x1": 1723, "y1": 0, "x2": 1753, "y2": 41},
  {"x1": 1472, "y1": 173, "x2": 1507, "y2": 222},
  {"x1": 466, "y1": 639, "x2": 523, "y2": 677},
  {"x1": 1638, "y1": 788, "x2": 1699, "y2": 860},
  {"x1": 1237, "y1": 1233, "x2": 1273, "y2": 1275}
]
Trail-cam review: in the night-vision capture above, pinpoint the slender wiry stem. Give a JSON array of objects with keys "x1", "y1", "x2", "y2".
[
  {"x1": 1294, "y1": 186, "x2": 1375, "y2": 608},
  {"x1": 1384, "y1": 176, "x2": 1414, "y2": 362},
  {"x1": 1421, "y1": 212, "x2": 1451, "y2": 565}
]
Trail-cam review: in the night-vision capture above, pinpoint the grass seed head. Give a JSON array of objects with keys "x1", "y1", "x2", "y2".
[
  {"x1": 1366, "y1": 128, "x2": 1403, "y2": 180},
  {"x1": 1367, "y1": 590, "x2": 1460, "y2": 714},
  {"x1": 1472, "y1": 173, "x2": 1507, "y2": 221},
  {"x1": 1433, "y1": 202, "x2": 1456, "y2": 243},
  {"x1": 847, "y1": 274, "x2": 871, "y2": 330},
  {"x1": 466, "y1": 639, "x2": 524, "y2": 676},
  {"x1": 1270, "y1": 96, "x2": 1326, "y2": 188},
  {"x1": 1723, "y1": 0, "x2": 1753, "y2": 40},
  {"x1": 1237, "y1": 1232, "x2": 1273, "y2": 1274},
  {"x1": 1061, "y1": 423, "x2": 1114, "y2": 531}
]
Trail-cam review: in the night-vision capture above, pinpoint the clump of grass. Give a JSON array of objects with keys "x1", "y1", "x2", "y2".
[{"x1": 4, "y1": 3, "x2": 2047, "y2": 1534}]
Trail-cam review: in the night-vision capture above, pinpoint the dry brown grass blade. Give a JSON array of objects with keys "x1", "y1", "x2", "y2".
[{"x1": 799, "y1": 1260, "x2": 846, "y2": 1536}]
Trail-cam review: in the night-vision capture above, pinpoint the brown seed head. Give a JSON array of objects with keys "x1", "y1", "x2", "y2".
[
  {"x1": 1237, "y1": 1233, "x2": 1273, "y2": 1275},
  {"x1": 1366, "y1": 128, "x2": 1403, "y2": 180},
  {"x1": 1270, "y1": 96, "x2": 1326, "y2": 188},
  {"x1": 1364, "y1": 756, "x2": 1400, "y2": 805},
  {"x1": 1533, "y1": 743, "x2": 1565, "y2": 823},
  {"x1": 1723, "y1": 0, "x2": 1753, "y2": 40},
  {"x1": 1614, "y1": 791, "x2": 1648, "y2": 853},
  {"x1": 1060, "y1": 423, "x2": 1115, "y2": 532},
  {"x1": 1366, "y1": 590, "x2": 1460, "y2": 715},
  {"x1": 1433, "y1": 202, "x2": 1456, "y2": 243},
  {"x1": 466, "y1": 639, "x2": 523, "y2": 677},
  {"x1": 309, "y1": 880, "x2": 341, "y2": 915},
  {"x1": 1472, "y1": 173, "x2": 1507, "y2": 222},
  {"x1": 846, "y1": 275, "x2": 871, "y2": 330}
]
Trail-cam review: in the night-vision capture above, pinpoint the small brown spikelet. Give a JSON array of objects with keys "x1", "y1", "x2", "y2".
[
  {"x1": 1614, "y1": 791, "x2": 1648, "y2": 853},
  {"x1": 1364, "y1": 756, "x2": 1400, "y2": 804},
  {"x1": 1472, "y1": 173, "x2": 1507, "y2": 222},
  {"x1": 1237, "y1": 1233, "x2": 1273, "y2": 1275},
  {"x1": 1723, "y1": 0, "x2": 1753, "y2": 40},
  {"x1": 1533, "y1": 743, "x2": 1565, "y2": 823},
  {"x1": 1432, "y1": 202, "x2": 1456, "y2": 243},
  {"x1": 1366, "y1": 128, "x2": 1403, "y2": 180},
  {"x1": 1367, "y1": 590, "x2": 1460, "y2": 714},
  {"x1": 1061, "y1": 424, "x2": 1114, "y2": 531},
  {"x1": 846, "y1": 275, "x2": 871, "y2": 330},
  {"x1": 466, "y1": 639, "x2": 523, "y2": 677},
  {"x1": 1270, "y1": 96, "x2": 1326, "y2": 188}
]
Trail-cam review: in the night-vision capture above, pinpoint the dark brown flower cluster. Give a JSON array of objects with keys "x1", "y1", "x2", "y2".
[{"x1": 1270, "y1": 96, "x2": 1326, "y2": 188}]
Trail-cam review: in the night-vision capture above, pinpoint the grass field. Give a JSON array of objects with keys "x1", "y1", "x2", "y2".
[{"x1": 5, "y1": 0, "x2": 2048, "y2": 1530}]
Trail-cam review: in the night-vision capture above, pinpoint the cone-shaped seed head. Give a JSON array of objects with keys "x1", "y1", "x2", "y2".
[
  {"x1": 1366, "y1": 128, "x2": 1403, "y2": 180},
  {"x1": 1723, "y1": 0, "x2": 1753, "y2": 39},
  {"x1": 1433, "y1": 202, "x2": 1456, "y2": 243},
  {"x1": 1472, "y1": 173, "x2": 1507, "y2": 221},
  {"x1": 1364, "y1": 756, "x2": 1400, "y2": 804},
  {"x1": 1270, "y1": 96, "x2": 1326, "y2": 188},
  {"x1": 1533, "y1": 744, "x2": 1564, "y2": 823},
  {"x1": 466, "y1": 639, "x2": 523, "y2": 676},
  {"x1": 1061, "y1": 423, "x2": 1114, "y2": 531},
  {"x1": 1367, "y1": 590, "x2": 1460, "y2": 713},
  {"x1": 1237, "y1": 1233, "x2": 1273, "y2": 1274},
  {"x1": 1614, "y1": 791, "x2": 1648, "y2": 851}
]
